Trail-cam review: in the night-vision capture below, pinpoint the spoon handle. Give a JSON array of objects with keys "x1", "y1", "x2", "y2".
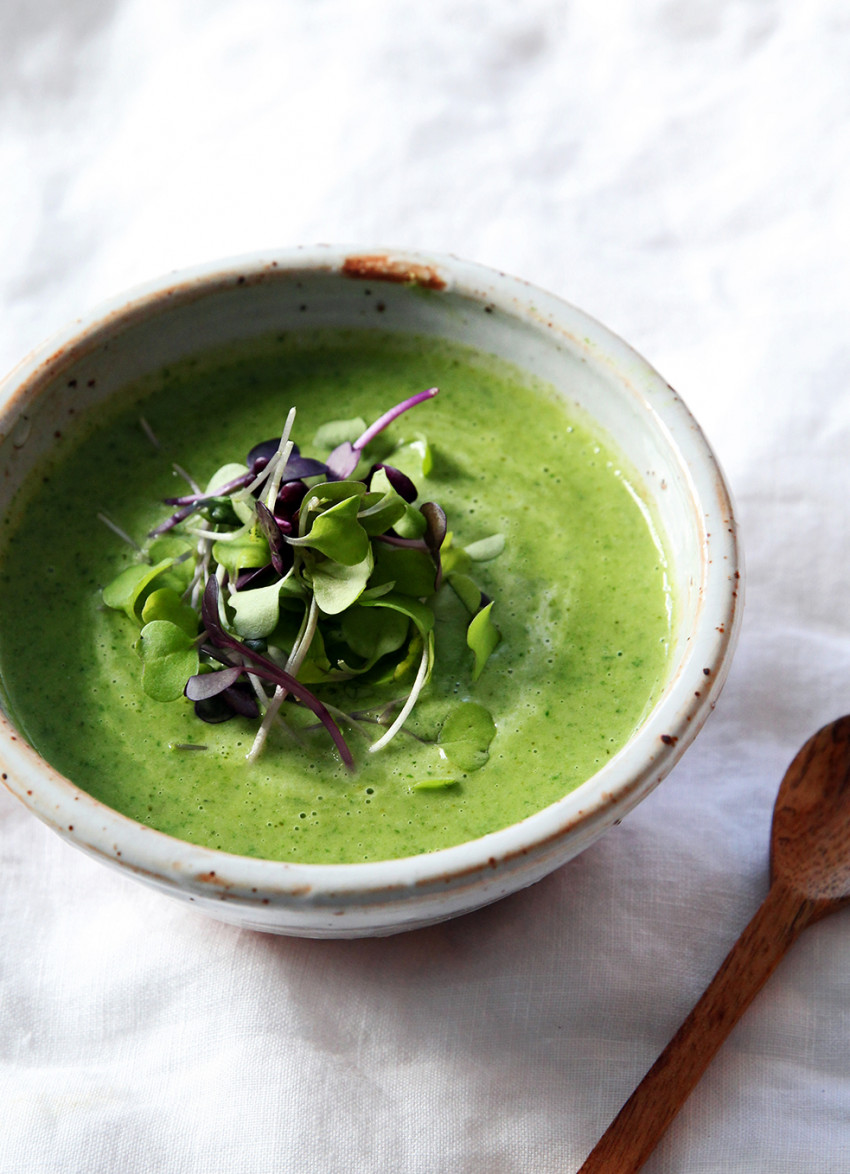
[{"x1": 578, "y1": 879, "x2": 814, "y2": 1174}]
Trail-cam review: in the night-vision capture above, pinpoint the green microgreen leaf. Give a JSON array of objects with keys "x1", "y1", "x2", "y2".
[
  {"x1": 357, "y1": 590, "x2": 435, "y2": 641},
  {"x1": 230, "y1": 578, "x2": 288, "y2": 639},
  {"x1": 303, "y1": 479, "x2": 368, "y2": 507},
  {"x1": 145, "y1": 537, "x2": 194, "y2": 592},
  {"x1": 357, "y1": 489, "x2": 407, "y2": 536},
  {"x1": 211, "y1": 531, "x2": 271, "y2": 577},
  {"x1": 391, "y1": 630, "x2": 424, "y2": 682},
  {"x1": 290, "y1": 494, "x2": 370, "y2": 566},
  {"x1": 147, "y1": 535, "x2": 194, "y2": 563},
  {"x1": 464, "y1": 533, "x2": 506, "y2": 561},
  {"x1": 340, "y1": 605, "x2": 410, "y2": 668},
  {"x1": 393, "y1": 503, "x2": 428, "y2": 539},
  {"x1": 206, "y1": 462, "x2": 254, "y2": 523},
  {"x1": 137, "y1": 620, "x2": 200, "y2": 702},
  {"x1": 440, "y1": 535, "x2": 472, "y2": 577},
  {"x1": 102, "y1": 558, "x2": 176, "y2": 621},
  {"x1": 141, "y1": 587, "x2": 199, "y2": 637},
  {"x1": 371, "y1": 545, "x2": 437, "y2": 598},
  {"x1": 448, "y1": 573, "x2": 482, "y2": 614},
  {"x1": 412, "y1": 777, "x2": 459, "y2": 791},
  {"x1": 467, "y1": 601, "x2": 500, "y2": 680},
  {"x1": 438, "y1": 702, "x2": 496, "y2": 771},
  {"x1": 389, "y1": 434, "x2": 432, "y2": 479},
  {"x1": 308, "y1": 546, "x2": 374, "y2": 615},
  {"x1": 313, "y1": 418, "x2": 366, "y2": 448}
]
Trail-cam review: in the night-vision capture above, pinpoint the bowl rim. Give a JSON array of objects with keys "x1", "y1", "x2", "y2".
[{"x1": 0, "y1": 244, "x2": 742, "y2": 906}]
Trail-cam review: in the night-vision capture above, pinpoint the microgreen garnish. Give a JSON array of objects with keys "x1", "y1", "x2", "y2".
[
  {"x1": 102, "y1": 389, "x2": 503, "y2": 769},
  {"x1": 438, "y1": 702, "x2": 496, "y2": 770}
]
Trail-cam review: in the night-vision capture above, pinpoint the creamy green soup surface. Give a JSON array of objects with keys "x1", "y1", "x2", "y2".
[{"x1": 0, "y1": 332, "x2": 671, "y2": 862}]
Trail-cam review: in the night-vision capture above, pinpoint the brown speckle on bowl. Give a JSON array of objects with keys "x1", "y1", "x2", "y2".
[{"x1": 341, "y1": 254, "x2": 447, "y2": 290}]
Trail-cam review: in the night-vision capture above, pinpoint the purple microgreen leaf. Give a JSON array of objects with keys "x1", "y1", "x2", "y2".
[
  {"x1": 234, "y1": 564, "x2": 277, "y2": 591},
  {"x1": 185, "y1": 665, "x2": 244, "y2": 700},
  {"x1": 420, "y1": 501, "x2": 447, "y2": 553},
  {"x1": 373, "y1": 462, "x2": 418, "y2": 503},
  {"x1": 285, "y1": 453, "x2": 329, "y2": 480},
  {"x1": 222, "y1": 683, "x2": 261, "y2": 719},
  {"x1": 275, "y1": 479, "x2": 308, "y2": 517},
  {"x1": 192, "y1": 683, "x2": 260, "y2": 724},
  {"x1": 247, "y1": 438, "x2": 283, "y2": 472},
  {"x1": 250, "y1": 440, "x2": 329, "y2": 481},
  {"x1": 201, "y1": 575, "x2": 229, "y2": 645},
  {"x1": 193, "y1": 695, "x2": 235, "y2": 724},
  {"x1": 199, "y1": 578, "x2": 353, "y2": 767},
  {"x1": 255, "y1": 501, "x2": 292, "y2": 576},
  {"x1": 420, "y1": 501, "x2": 447, "y2": 589},
  {"x1": 325, "y1": 441, "x2": 359, "y2": 480}
]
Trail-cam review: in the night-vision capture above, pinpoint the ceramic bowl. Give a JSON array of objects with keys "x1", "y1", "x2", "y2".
[{"x1": 0, "y1": 246, "x2": 741, "y2": 937}]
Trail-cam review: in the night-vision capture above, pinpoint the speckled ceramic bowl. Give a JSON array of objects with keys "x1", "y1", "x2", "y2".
[{"x1": 0, "y1": 247, "x2": 741, "y2": 937}]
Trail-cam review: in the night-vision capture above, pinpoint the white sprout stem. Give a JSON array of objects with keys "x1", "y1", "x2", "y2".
[
  {"x1": 246, "y1": 594, "x2": 319, "y2": 763},
  {"x1": 184, "y1": 520, "x2": 252, "y2": 542},
  {"x1": 263, "y1": 417, "x2": 296, "y2": 509},
  {"x1": 97, "y1": 513, "x2": 142, "y2": 551},
  {"x1": 188, "y1": 539, "x2": 212, "y2": 609},
  {"x1": 245, "y1": 686, "x2": 282, "y2": 762},
  {"x1": 236, "y1": 407, "x2": 297, "y2": 502},
  {"x1": 321, "y1": 702, "x2": 373, "y2": 742},
  {"x1": 368, "y1": 641, "x2": 430, "y2": 754},
  {"x1": 246, "y1": 668, "x2": 270, "y2": 706},
  {"x1": 173, "y1": 463, "x2": 202, "y2": 494},
  {"x1": 139, "y1": 416, "x2": 161, "y2": 450},
  {"x1": 286, "y1": 594, "x2": 320, "y2": 677}
]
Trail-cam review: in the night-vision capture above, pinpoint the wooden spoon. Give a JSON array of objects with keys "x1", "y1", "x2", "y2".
[{"x1": 578, "y1": 715, "x2": 850, "y2": 1174}]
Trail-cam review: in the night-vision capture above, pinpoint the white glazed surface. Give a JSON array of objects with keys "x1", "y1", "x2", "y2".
[
  {"x1": 0, "y1": 248, "x2": 741, "y2": 937},
  {"x1": 6, "y1": 8, "x2": 849, "y2": 1170}
]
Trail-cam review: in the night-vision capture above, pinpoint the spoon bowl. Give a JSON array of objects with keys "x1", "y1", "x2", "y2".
[{"x1": 771, "y1": 714, "x2": 850, "y2": 909}]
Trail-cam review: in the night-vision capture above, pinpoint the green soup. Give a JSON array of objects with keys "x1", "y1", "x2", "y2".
[{"x1": 0, "y1": 332, "x2": 671, "y2": 862}]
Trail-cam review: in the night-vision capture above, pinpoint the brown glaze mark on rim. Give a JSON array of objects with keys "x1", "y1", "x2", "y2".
[{"x1": 341, "y1": 254, "x2": 447, "y2": 290}]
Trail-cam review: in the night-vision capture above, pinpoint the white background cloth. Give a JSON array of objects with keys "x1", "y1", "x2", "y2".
[{"x1": 2, "y1": 2, "x2": 850, "y2": 1170}]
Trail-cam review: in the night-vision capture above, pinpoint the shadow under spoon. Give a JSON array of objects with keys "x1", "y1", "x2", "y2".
[{"x1": 578, "y1": 714, "x2": 850, "y2": 1174}]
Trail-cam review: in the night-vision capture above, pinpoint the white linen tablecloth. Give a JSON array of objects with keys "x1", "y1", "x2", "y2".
[{"x1": 2, "y1": 2, "x2": 850, "y2": 1170}]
